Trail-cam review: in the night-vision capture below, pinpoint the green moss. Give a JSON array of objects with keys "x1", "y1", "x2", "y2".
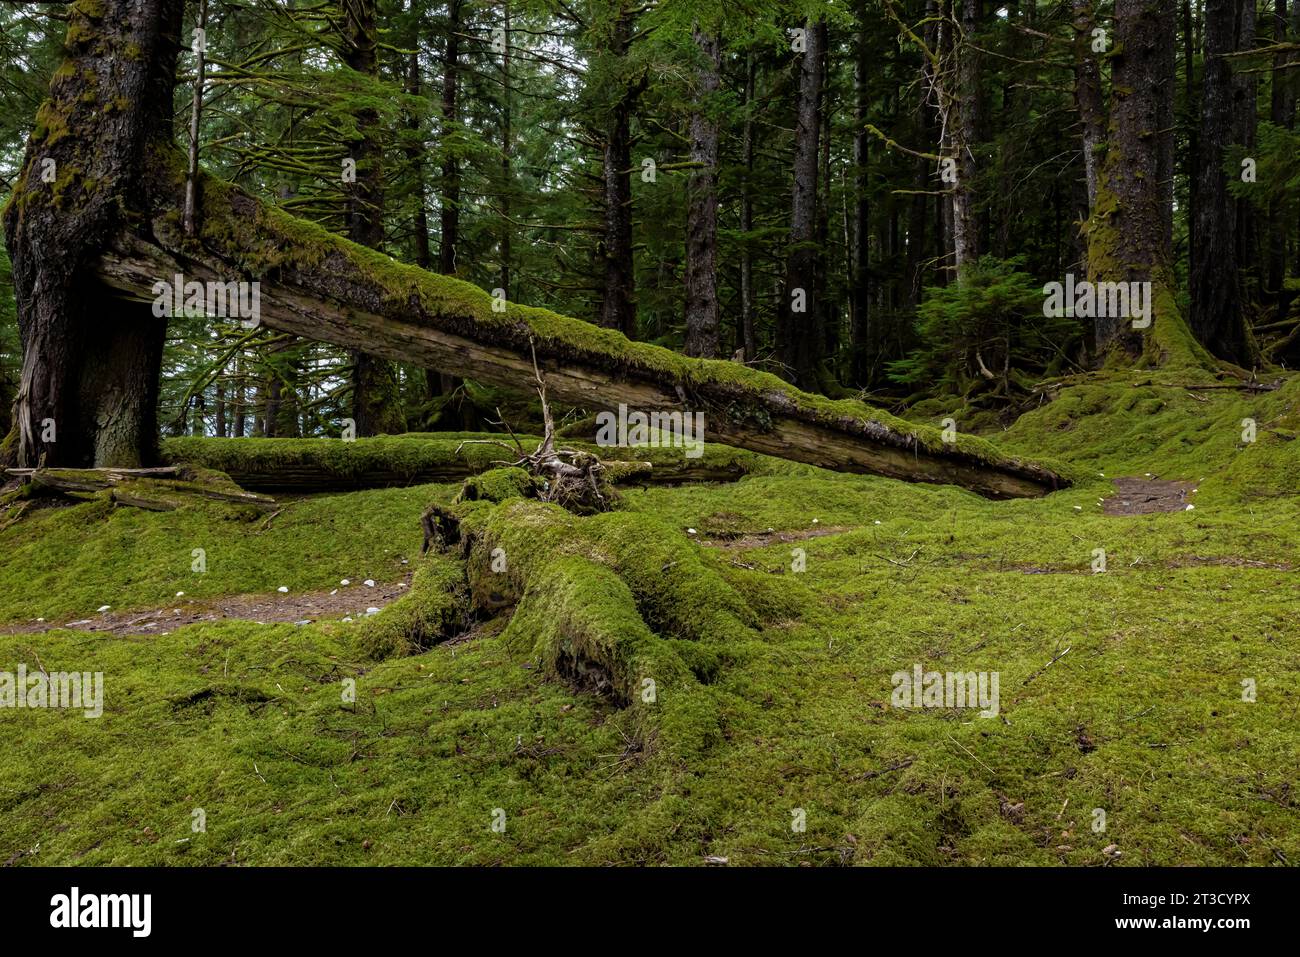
[
  {"x1": 454, "y1": 467, "x2": 540, "y2": 504},
  {"x1": 31, "y1": 101, "x2": 69, "y2": 147},
  {"x1": 161, "y1": 433, "x2": 773, "y2": 489},
  {"x1": 3, "y1": 368, "x2": 1299, "y2": 864},
  {"x1": 73, "y1": 0, "x2": 106, "y2": 19},
  {"x1": 350, "y1": 554, "x2": 468, "y2": 660}
]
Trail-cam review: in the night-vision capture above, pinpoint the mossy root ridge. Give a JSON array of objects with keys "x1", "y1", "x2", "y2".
[
  {"x1": 426, "y1": 471, "x2": 762, "y2": 760},
  {"x1": 349, "y1": 553, "x2": 470, "y2": 661}
]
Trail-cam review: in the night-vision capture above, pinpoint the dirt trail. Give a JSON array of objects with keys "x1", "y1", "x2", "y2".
[
  {"x1": 1101, "y1": 477, "x2": 1197, "y2": 515},
  {"x1": 1, "y1": 577, "x2": 412, "y2": 637},
  {"x1": 699, "y1": 525, "x2": 854, "y2": 549}
]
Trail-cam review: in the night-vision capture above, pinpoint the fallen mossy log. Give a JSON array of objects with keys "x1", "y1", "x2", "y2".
[
  {"x1": 3, "y1": 465, "x2": 277, "y2": 512},
  {"x1": 92, "y1": 148, "x2": 1072, "y2": 500},
  {"x1": 160, "y1": 435, "x2": 760, "y2": 494}
]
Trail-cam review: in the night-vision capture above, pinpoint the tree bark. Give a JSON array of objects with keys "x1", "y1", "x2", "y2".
[
  {"x1": 738, "y1": 51, "x2": 757, "y2": 361},
  {"x1": 1234, "y1": 0, "x2": 1259, "y2": 300},
  {"x1": 849, "y1": 1, "x2": 872, "y2": 387},
  {"x1": 597, "y1": 8, "x2": 643, "y2": 339},
  {"x1": 499, "y1": 1, "x2": 513, "y2": 300},
  {"x1": 951, "y1": 0, "x2": 982, "y2": 272},
  {"x1": 1190, "y1": 0, "x2": 1249, "y2": 363},
  {"x1": 1073, "y1": 0, "x2": 1106, "y2": 216},
  {"x1": 406, "y1": 47, "x2": 432, "y2": 271},
  {"x1": 439, "y1": 0, "x2": 462, "y2": 276},
  {"x1": 1, "y1": 0, "x2": 182, "y2": 468},
  {"x1": 1087, "y1": 0, "x2": 1177, "y2": 358},
  {"x1": 683, "y1": 26, "x2": 721, "y2": 359},
  {"x1": 340, "y1": 0, "x2": 405, "y2": 436},
  {"x1": 233, "y1": 354, "x2": 247, "y2": 439},
  {"x1": 1268, "y1": 0, "x2": 1295, "y2": 300},
  {"x1": 776, "y1": 18, "x2": 828, "y2": 390},
  {"x1": 215, "y1": 380, "x2": 226, "y2": 438}
]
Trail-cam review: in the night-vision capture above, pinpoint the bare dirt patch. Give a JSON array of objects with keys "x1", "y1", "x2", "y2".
[
  {"x1": 1, "y1": 577, "x2": 412, "y2": 637},
  {"x1": 1101, "y1": 477, "x2": 1197, "y2": 516},
  {"x1": 699, "y1": 525, "x2": 853, "y2": 549}
]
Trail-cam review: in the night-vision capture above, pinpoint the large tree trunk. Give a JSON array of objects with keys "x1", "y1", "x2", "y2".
[
  {"x1": 341, "y1": 0, "x2": 405, "y2": 436},
  {"x1": 1086, "y1": 0, "x2": 1178, "y2": 359},
  {"x1": 683, "y1": 26, "x2": 721, "y2": 359},
  {"x1": 1, "y1": 0, "x2": 182, "y2": 468},
  {"x1": 1189, "y1": 0, "x2": 1249, "y2": 363},
  {"x1": 775, "y1": 18, "x2": 827, "y2": 390}
]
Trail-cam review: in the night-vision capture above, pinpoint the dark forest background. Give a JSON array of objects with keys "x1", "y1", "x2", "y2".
[{"x1": 1, "y1": 0, "x2": 1298, "y2": 441}]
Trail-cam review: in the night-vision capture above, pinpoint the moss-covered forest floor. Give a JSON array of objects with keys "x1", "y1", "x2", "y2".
[{"x1": 1, "y1": 369, "x2": 1297, "y2": 866}]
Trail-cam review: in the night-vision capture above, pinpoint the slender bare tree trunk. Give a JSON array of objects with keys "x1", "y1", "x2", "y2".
[
  {"x1": 1190, "y1": 0, "x2": 1248, "y2": 362},
  {"x1": 341, "y1": 0, "x2": 405, "y2": 436},
  {"x1": 776, "y1": 18, "x2": 827, "y2": 389},
  {"x1": 683, "y1": 26, "x2": 721, "y2": 358},
  {"x1": 597, "y1": 7, "x2": 643, "y2": 338},
  {"x1": 738, "y1": 52, "x2": 757, "y2": 361}
]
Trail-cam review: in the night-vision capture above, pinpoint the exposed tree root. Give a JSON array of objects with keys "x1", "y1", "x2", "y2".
[
  {"x1": 349, "y1": 555, "x2": 471, "y2": 660},
  {"x1": 455, "y1": 342, "x2": 616, "y2": 514},
  {"x1": 411, "y1": 467, "x2": 767, "y2": 759},
  {"x1": 2, "y1": 465, "x2": 276, "y2": 513}
]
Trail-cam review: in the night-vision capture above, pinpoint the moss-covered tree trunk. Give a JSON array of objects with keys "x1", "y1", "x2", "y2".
[
  {"x1": 1, "y1": 0, "x2": 182, "y2": 468},
  {"x1": 94, "y1": 143, "x2": 1070, "y2": 498},
  {"x1": 1086, "y1": 0, "x2": 1185, "y2": 362}
]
